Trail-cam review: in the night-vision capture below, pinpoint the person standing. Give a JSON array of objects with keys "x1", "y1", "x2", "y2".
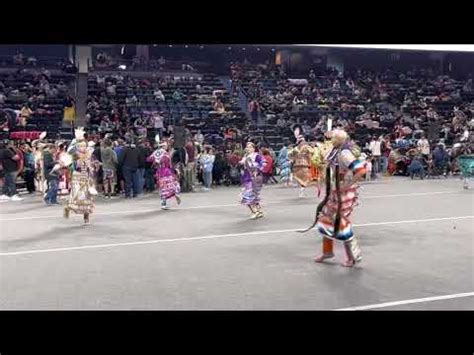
[
  {"x1": 136, "y1": 139, "x2": 148, "y2": 196},
  {"x1": 248, "y1": 99, "x2": 260, "y2": 125},
  {"x1": 417, "y1": 134, "x2": 431, "y2": 160},
  {"x1": 100, "y1": 139, "x2": 118, "y2": 199},
  {"x1": 380, "y1": 135, "x2": 391, "y2": 175},
  {"x1": 0, "y1": 140, "x2": 23, "y2": 201},
  {"x1": 21, "y1": 143, "x2": 36, "y2": 194},
  {"x1": 185, "y1": 139, "x2": 197, "y2": 191},
  {"x1": 119, "y1": 140, "x2": 140, "y2": 199},
  {"x1": 369, "y1": 136, "x2": 382, "y2": 177},
  {"x1": 199, "y1": 146, "x2": 215, "y2": 191},
  {"x1": 43, "y1": 144, "x2": 60, "y2": 205},
  {"x1": 261, "y1": 148, "x2": 275, "y2": 184}
]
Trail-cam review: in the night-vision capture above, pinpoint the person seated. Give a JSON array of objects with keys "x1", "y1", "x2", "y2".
[
  {"x1": 26, "y1": 56, "x2": 37, "y2": 66},
  {"x1": 153, "y1": 88, "x2": 165, "y2": 102},
  {"x1": 213, "y1": 100, "x2": 225, "y2": 114},
  {"x1": 172, "y1": 89, "x2": 184, "y2": 102},
  {"x1": 13, "y1": 51, "x2": 24, "y2": 65}
]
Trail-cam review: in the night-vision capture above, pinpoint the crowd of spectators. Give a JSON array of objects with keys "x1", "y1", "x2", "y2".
[
  {"x1": 231, "y1": 62, "x2": 473, "y2": 173},
  {"x1": 1, "y1": 54, "x2": 473, "y2": 202},
  {"x1": 0, "y1": 65, "x2": 76, "y2": 138}
]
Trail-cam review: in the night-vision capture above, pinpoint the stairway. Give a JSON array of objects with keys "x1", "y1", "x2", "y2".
[{"x1": 74, "y1": 73, "x2": 88, "y2": 127}]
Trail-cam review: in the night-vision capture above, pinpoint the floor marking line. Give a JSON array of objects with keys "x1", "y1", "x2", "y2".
[
  {"x1": 1, "y1": 215, "x2": 472, "y2": 257},
  {"x1": 0, "y1": 190, "x2": 463, "y2": 222},
  {"x1": 336, "y1": 292, "x2": 474, "y2": 310}
]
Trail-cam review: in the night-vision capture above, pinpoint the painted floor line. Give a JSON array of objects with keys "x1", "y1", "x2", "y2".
[
  {"x1": 0, "y1": 215, "x2": 472, "y2": 257},
  {"x1": 336, "y1": 292, "x2": 474, "y2": 310},
  {"x1": 0, "y1": 190, "x2": 463, "y2": 222}
]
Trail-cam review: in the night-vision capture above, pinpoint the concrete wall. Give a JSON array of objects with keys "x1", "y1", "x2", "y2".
[{"x1": 75, "y1": 45, "x2": 92, "y2": 74}]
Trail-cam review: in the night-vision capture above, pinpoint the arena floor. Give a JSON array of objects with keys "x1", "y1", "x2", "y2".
[{"x1": 0, "y1": 177, "x2": 473, "y2": 310}]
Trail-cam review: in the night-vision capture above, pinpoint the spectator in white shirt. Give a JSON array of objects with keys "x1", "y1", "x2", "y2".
[
  {"x1": 153, "y1": 89, "x2": 165, "y2": 102},
  {"x1": 106, "y1": 84, "x2": 116, "y2": 96},
  {"x1": 152, "y1": 112, "x2": 164, "y2": 137},
  {"x1": 369, "y1": 136, "x2": 382, "y2": 176},
  {"x1": 417, "y1": 135, "x2": 430, "y2": 158}
]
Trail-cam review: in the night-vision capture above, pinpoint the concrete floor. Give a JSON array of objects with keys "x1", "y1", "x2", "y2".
[{"x1": 0, "y1": 177, "x2": 473, "y2": 310}]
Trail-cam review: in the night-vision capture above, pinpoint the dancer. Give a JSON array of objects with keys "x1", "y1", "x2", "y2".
[
  {"x1": 57, "y1": 141, "x2": 72, "y2": 198},
  {"x1": 147, "y1": 136, "x2": 181, "y2": 210},
  {"x1": 301, "y1": 128, "x2": 366, "y2": 267},
  {"x1": 277, "y1": 143, "x2": 292, "y2": 187},
  {"x1": 63, "y1": 128, "x2": 97, "y2": 225},
  {"x1": 239, "y1": 142, "x2": 266, "y2": 219},
  {"x1": 458, "y1": 153, "x2": 474, "y2": 189},
  {"x1": 288, "y1": 125, "x2": 317, "y2": 197}
]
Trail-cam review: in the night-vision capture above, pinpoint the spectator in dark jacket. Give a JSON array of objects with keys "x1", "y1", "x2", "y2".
[
  {"x1": 43, "y1": 144, "x2": 60, "y2": 205},
  {"x1": 0, "y1": 141, "x2": 22, "y2": 201},
  {"x1": 432, "y1": 143, "x2": 449, "y2": 175},
  {"x1": 136, "y1": 140, "x2": 148, "y2": 195},
  {"x1": 119, "y1": 141, "x2": 140, "y2": 198}
]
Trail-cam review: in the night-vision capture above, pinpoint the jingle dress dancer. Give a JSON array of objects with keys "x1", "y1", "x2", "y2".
[
  {"x1": 147, "y1": 139, "x2": 181, "y2": 210},
  {"x1": 288, "y1": 125, "x2": 317, "y2": 197},
  {"x1": 239, "y1": 142, "x2": 266, "y2": 219},
  {"x1": 301, "y1": 129, "x2": 366, "y2": 267},
  {"x1": 63, "y1": 128, "x2": 97, "y2": 225}
]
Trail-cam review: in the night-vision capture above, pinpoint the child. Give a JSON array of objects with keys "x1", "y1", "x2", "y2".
[{"x1": 365, "y1": 156, "x2": 373, "y2": 181}]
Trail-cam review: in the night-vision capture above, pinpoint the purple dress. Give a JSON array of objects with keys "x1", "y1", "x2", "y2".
[
  {"x1": 240, "y1": 152, "x2": 266, "y2": 206},
  {"x1": 147, "y1": 149, "x2": 180, "y2": 201}
]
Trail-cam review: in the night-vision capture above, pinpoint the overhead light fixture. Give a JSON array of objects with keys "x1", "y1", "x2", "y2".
[
  {"x1": 118, "y1": 65, "x2": 127, "y2": 70},
  {"x1": 120, "y1": 45, "x2": 125, "y2": 55}
]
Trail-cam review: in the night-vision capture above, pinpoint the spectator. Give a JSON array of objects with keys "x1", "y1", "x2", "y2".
[
  {"x1": 0, "y1": 141, "x2": 22, "y2": 201},
  {"x1": 369, "y1": 136, "x2": 382, "y2": 176},
  {"x1": 19, "y1": 104, "x2": 33, "y2": 127},
  {"x1": 119, "y1": 140, "x2": 140, "y2": 199},
  {"x1": 199, "y1": 146, "x2": 215, "y2": 191},
  {"x1": 153, "y1": 88, "x2": 165, "y2": 102},
  {"x1": 248, "y1": 99, "x2": 260, "y2": 124},
  {"x1": 185, "y1": 139, "x2": 197, "y2": 191},
  {"x1": 21, "y1": 143, "x2": 35, "y2": 193},
  {"x1": 432, "y1": 143, "x2": 449, "y2": 176},
  {"x1": 261, "y1": 148, "x2": 275, "y2": 184},
  {"x1": 101, "y1": 139, "x2": 118, "y2": 198},
  {"x1": 172, "y1": 89, "x2": 184, "y2": 102},
  {"x1": 213, "y1": 99, "x2": 225, "y2": 113},
  {"x1": 136, "y1": 140, "x2": 148, "y2": 196},
  {"x1": 43, "y1": 144, "x2": 60, "y2": 205},
  {"x1": 417, "y1": 134, "x2": 430, "y2": 159},
  {"x1": 194, "y1": 130, "x2": 204, "y2": 145},
  {"x1": 152, "y1": 112, "x2": 165, "y2": 138},
  {"x1": 212, "y1": 152, "x2": 227, "y2": 186}
]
